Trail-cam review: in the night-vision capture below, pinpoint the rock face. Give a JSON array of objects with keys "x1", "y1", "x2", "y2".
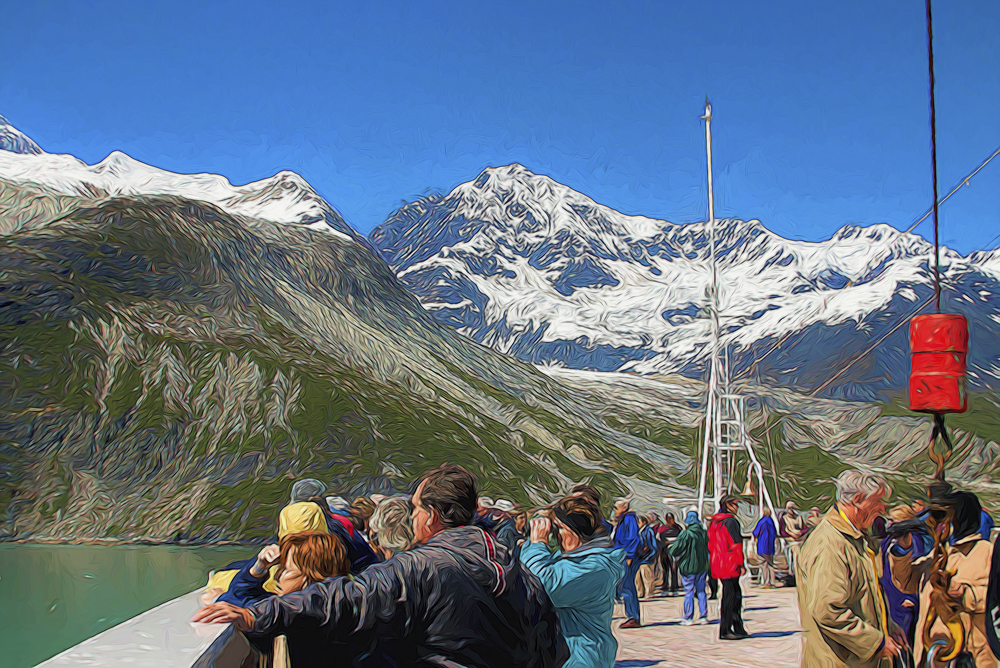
[
  {"x1": 0, "y1": 116, "x2": 43, "y2": 156},
  {"x1": 0, "y1": 126, "x2": 700, "y2": 542},
  {"x1": 371, "y1": 164, "x2": 1000, "y2": 401}
]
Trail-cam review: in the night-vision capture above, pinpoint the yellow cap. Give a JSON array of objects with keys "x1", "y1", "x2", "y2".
[{"x1": 278, "y1": 502, "x2": 329, "y2": 539}]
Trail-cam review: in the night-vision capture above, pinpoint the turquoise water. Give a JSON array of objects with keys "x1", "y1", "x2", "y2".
[{"x1": 0, "y1": 544, "x2": 251, "y2": 668}]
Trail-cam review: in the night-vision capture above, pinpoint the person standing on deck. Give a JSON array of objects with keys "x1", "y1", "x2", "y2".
[
  {"x1": 657, "y1": 513, "x2": 682, "y2": 595},
  {"x1": 753, "y1": 507, "x2": 778, "y2": 589},
  {"x1": 612, "y1": 498, "x2": 642, "y2": 629},
  {"x1": 521, "y1": 494, "x2": 625, "y2": 668},
  {"x1": 492, "y1": 499, "x2": 523, "y2": 555},
  {"x1": 986, "y1": 528, "x2": 1000, "y2": 661},
  {"x1": 879, "y1": 504, "x2": 931, "y2": 648},
  {"x1": 710, "y1": 494, "x2": 748, "y2": 640},
  {"x1": 780, "y1": 501, "x2": 807, "y2": 573},
  {"x1": 634, "y1": 515, "x2": 660, "y2": 600},
  {"x1": 670, "y1": 509, "x2": 711, "y2": 625},
  {"x1": 798, "y1": 470, "x2": 905, "y2": 668}
]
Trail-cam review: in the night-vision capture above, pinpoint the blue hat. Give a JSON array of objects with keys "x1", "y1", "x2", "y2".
[{"x1": 685, "y1": 510, "x2": 700, "y2": 524}]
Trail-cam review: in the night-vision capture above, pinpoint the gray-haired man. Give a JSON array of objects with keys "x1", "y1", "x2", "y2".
[{"x1": 797, "y1": 470, "x2": 906, "y2": 667}]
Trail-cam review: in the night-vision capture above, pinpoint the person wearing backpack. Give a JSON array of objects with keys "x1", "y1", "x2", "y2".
[
  {"x1": 634, "y1": 515, "x2": 659, "y2": 599},
  {"x1": 670, "y1": 510, "x2": 711, "y2": 625}
]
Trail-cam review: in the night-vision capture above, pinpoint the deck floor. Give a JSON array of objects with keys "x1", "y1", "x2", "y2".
[{"x1": 613, "y1": 586, "x2": 804, "y2": 667}]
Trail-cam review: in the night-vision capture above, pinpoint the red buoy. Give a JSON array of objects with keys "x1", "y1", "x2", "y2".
[{"x1": 909, "y1": 313, "x2": 969, "y2": 413}]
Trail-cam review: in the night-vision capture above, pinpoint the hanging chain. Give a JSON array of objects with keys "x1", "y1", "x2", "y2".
[
  {"x1": 923, "y1": 500, "x2": 966, "y2": 664},
  {"x1": 927, "y1": 413, "x2": 954, "y2": 482}
]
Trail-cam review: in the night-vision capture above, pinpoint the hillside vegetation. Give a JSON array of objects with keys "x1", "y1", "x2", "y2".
[{"x1": 0, "y1": 192, "x2": 687, "y2": 542}]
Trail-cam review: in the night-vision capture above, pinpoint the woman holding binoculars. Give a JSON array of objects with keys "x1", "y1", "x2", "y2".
[{"x1": 519, "y1": 495, "x2": 626, "y2": 668}]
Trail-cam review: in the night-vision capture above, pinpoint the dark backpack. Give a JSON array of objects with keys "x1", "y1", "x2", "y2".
[{"x1": 635, "y1": 526, "x2": 657, "y2": 563}]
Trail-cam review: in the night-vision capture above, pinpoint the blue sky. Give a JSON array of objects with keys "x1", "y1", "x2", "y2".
[{"x1": 2, "y1": 0, "x2": 997, "y2": 253}]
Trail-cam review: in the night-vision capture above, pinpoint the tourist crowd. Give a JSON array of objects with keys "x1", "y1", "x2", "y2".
[{"x1": 191, "y1": 465, "x2": 1000, "y2": 668}]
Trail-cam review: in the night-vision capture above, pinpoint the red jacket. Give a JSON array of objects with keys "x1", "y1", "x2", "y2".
[{"x1": 708, "y1": 512, "x2": 745, "y2": 580}]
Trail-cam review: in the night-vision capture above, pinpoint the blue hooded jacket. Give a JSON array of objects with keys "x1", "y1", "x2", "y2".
[
  {"x1": 612, "y1": 511, "x2": 640, "y2": 560},
  {"x1": 752, "y1": 515, "x2": 777, "y2": 556},
  {"x1": 521, "y1": 538, "x2": 626, "y2": 668}
]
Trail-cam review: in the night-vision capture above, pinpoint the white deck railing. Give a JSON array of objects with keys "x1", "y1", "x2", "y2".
[{"x1": 36, "y1": 591, "x2": 255, "y2": 668}]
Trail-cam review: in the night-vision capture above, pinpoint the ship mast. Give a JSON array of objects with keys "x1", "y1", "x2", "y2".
[
  {"x1": 695, "y1": 100, "x2": 776, "y2": 521},
  {"x1": 696, "y1": 100, "x2": 720, "y2": 517}
]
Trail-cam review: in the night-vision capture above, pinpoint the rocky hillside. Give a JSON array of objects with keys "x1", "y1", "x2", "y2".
[{"x1": 0, "y1": 186, "x2": 692, "y2": 542}]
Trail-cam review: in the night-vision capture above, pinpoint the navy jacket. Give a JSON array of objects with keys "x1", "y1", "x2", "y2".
[
  {"x1": 612, "y1": 512, "x2": 640, "y2": 560},
  {"x1": 752, "y1": 516, "x2": 777, "y2": 556},
  {"x1": 219, "y1": 560, "x2": 270, "y2": 607},
  {"x1": 246, "y1": 525, "x2": 569, "y2": 668},
  {"x1": 324, "y1": 508, "x2": 381, "y2": 574}
]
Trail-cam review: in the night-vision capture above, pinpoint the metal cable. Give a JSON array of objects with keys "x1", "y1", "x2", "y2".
[
  {"x1": 905, "y1": 146, "x2": 1000, "y2": 236},
  {"x1": 927, "y1": 0, "x2": 942, "y2": 314}
]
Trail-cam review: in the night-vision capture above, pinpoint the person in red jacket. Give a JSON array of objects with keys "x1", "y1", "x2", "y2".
[{"x1": 709, "y1": 494, "x2": 748, "y2": 640}]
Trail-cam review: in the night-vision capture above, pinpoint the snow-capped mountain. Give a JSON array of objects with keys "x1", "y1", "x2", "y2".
[
  {"x1": 0, "y1": 118, "x2": 361, "y2": 244},
  {"x1": 0, "y1": 116, "x2": 43, "y2": 155},
  {"x1": 372, "y1": 164, "x2": 1000, "y2": 400},
  {"x1": 0, "y1": 123, "x2": 708, "y2": 538}
]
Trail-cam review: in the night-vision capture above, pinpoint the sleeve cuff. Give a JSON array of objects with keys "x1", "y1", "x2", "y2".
[{"x1": 889, "y1": 543, "x2": 912, "y2": 557}]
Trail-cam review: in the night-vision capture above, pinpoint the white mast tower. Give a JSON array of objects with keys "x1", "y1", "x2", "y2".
[{"x1": 695, "y1": 101, "x2": 776, "y2": 521}]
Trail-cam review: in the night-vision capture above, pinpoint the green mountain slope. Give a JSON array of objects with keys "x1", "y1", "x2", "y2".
[{"x1": 0, "y1": 191, "x2": 688, "y2": 542}]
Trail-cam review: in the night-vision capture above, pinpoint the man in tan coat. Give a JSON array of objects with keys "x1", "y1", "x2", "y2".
[
  {"x1": 889, "y1": 490, "x2": 997, "y2": 667},
  {"x1": 798, "y1": 470, "x2": 906, "y2": 667}
]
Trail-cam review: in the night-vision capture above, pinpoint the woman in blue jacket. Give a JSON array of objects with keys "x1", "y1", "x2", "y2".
[{"x1": 521, "y1": 494, "x2": 626, "y2": 668}]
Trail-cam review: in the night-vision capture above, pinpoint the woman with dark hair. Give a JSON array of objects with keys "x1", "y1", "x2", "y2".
[{"x1": 520, "y1": 495, "x2": 625, "y2": 668}]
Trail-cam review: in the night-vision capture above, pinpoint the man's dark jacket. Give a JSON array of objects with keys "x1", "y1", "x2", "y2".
[{"x1": 245, "y1": 524, "x2": 570, "y2": 668}]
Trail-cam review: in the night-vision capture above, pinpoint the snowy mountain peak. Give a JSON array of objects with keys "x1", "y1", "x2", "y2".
[
  {"x1": 832, "y1": 222, "x2": 938, "y2": 259},
  {"x1": 0, "y1": 141, "x2": 361, "y2": 244},
  {"x1": 370, "y1": 164, "x2": 997, "y2": 399},
  {"x1": 95, "y1": 150, "x2": 146, "y2": 176},
  {"x1": 374, "y1": 163, "x2": 672, "y2": 270},
  {"x1": 0, "y1": 116, "x2": 44, "y2": 155},
  {"x1": 272, "y1": 170, "x2": 311, "y2": 186},
  {"x1": 474, "y1": 162, "x2": 534, "y2": 184}
]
